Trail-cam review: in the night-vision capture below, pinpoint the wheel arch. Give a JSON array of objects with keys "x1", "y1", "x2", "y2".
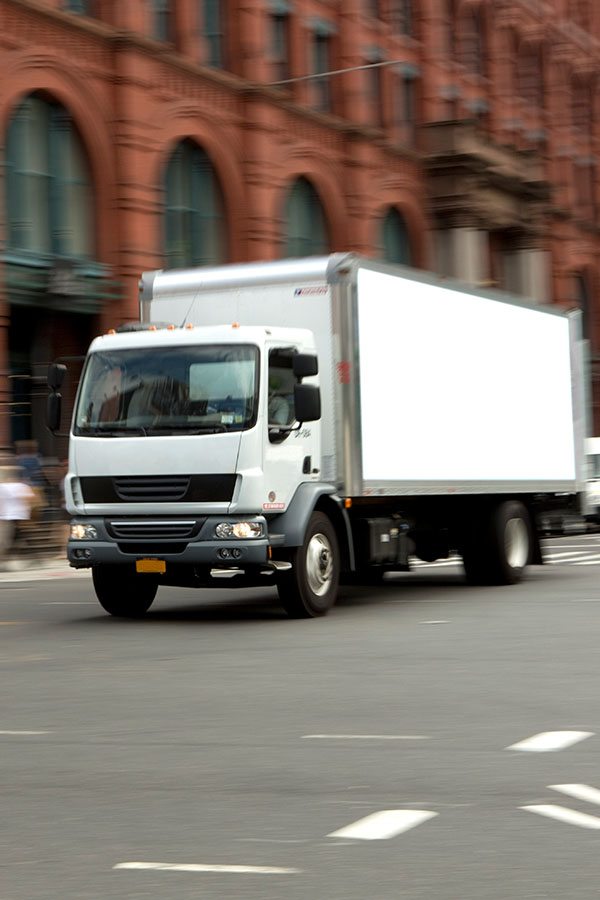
[{"x1": 269, "y1": 483, "x2": 355, "y2": 571}]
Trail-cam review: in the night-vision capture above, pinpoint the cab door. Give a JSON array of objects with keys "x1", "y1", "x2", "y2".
[{"x1": 261, "y1": 345, "x2": 319, "y2": 511}]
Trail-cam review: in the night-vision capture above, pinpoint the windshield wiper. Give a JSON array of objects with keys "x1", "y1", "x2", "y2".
[
  {"x1": 144, "y1": 424, "x2": 229, "y2": 435},
  {"x1": 78, "y1": 425, "x2": 148, "y2": 436}
]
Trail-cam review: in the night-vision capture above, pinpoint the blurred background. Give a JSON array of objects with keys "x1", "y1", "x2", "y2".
[{"x1": 0, "y1": 0, "x2": 599, "y2": 557}]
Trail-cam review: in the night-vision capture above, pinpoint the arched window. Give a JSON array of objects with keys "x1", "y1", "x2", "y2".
[
  {"x1": 6, "y1": 95, "x2": 94, "y2": 259},
  {"x1": 284, "y1": 178, "x2": 330, "y2": 258},
  {"x1": 381, "y1": 208, "x2": 412, "y2": 265},
  {"x1": 164, "y1": 140, "x2": 226, "y2": 268}
]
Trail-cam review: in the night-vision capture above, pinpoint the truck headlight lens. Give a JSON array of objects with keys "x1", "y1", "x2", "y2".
[
  {"x1": 70, "y1": 524, "x2": 98, "y2": 540},
  {"x1": 215, "y1": 521, "x2": 264, "y2": 539}
]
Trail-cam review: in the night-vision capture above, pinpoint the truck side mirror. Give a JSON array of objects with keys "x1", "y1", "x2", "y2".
[
  {"x1": 48, "y1": 363, "x2": 67, "y2": 391},
  {"x1": 294, "y1": 384, "x2": 321, "y2": 422},
  {"x1": 293, "y1": 354, "x2": 318, "y2": 378},
  {"x1": 47, "y1": 392, "x2": 62, "y2": 433}
]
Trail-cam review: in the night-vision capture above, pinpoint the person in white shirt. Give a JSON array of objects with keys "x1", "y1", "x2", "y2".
[{"x1": 0, "y1": 466, "x2": 35, "y2": 560}]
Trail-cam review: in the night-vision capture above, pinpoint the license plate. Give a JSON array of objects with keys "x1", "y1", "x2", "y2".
[{"x1": 136, "y1": 559, "x2": 166, "y2": 574}]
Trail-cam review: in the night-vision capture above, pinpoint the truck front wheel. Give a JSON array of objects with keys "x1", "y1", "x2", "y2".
[
  {"x1": 277, "y1": 512, "x2": 340, "y2": 618},
  {"x1": 462, "y1": 500, "x2": 531, "y2": 586},
  {"x1": 92, "y1": 566, "x2": 158, "y2": 617}
]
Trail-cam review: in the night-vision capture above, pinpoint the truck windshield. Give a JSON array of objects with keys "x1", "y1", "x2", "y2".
[{"x1": 74, "y1": 344, "x2": 259, "y2": 436}]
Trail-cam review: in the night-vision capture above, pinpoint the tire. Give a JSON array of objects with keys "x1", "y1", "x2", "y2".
[
  {"x1": 462, "y1": 500, "x2": 531, "y2": 586},
  {"x1": 92, "y1": 565, "x2": 157, "y2": 617},
  {"x1": 277, "y1": 512, "x2": 340, "y2": 618}
]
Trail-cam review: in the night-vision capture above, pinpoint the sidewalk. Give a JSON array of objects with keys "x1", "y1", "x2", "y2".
[{"x1": 0, "y1": 554, "x2": 88, "y2": 582}]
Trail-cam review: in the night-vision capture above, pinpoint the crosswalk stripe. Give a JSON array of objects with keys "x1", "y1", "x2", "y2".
[
  {"x1": 550, "y1": 784, "x2": 600, "y2": 805},
  {"x1": 507, "y1": 731, "x2": 593, "y2": 752},
  {"x1": 521, "y1": 804, "x2": 600, "y2": 829},
  {"x1": 327, "y1": 809, "x2": 437, "y2": 840}
]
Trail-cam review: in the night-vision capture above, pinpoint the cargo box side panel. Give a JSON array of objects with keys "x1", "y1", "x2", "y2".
[
  {"x1": 355, "y1": 267, "x2": 578, "y2": 495},
  {"x1": 149, "y1": 282, "x2": 338, "y2": 482}
]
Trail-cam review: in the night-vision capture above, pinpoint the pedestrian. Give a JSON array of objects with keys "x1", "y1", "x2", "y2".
[
  {"x1": 15, "y1": 439, "x2": 47, "y2": 521},
  {"x1": 0, "y1": 465, "x2": 35, "y2": 564}
]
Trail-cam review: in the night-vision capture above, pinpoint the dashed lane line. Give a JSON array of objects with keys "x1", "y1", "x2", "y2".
[
  {"x1": 114, "y1": 862, "x2": 301, "y2": 875},
  {"x1": 301, "y1": 734, "x2": 430, "y2": 741}
]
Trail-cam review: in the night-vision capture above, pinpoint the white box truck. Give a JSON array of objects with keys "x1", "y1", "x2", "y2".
[{"x1": 47, "y1": 254, "x2": 587, "y2": 618}]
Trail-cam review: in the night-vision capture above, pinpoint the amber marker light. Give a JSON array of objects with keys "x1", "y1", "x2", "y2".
[{"x1": 344, "y1": 498, "x2": 352, "y2": 509}]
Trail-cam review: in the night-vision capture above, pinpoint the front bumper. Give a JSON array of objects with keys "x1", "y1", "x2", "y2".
[{"x1": 67, "y1": 515, "x2": 271, "y2": 569}]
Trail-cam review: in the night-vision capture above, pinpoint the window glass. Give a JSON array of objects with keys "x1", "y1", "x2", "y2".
[
  {"x1": 268, "y1": 349, "x2": 296, "y2": 428},
  {"x1": 203, "y1": 0, "x2": 225, "y2": 67},
  {"x1": 6, "y1": 95, "x2": 93, "y2": 258},
  {"x1": 75, "y1": 345, "x2": 259, "y2": 435},
  {"x1": 165, "y1": 140, "x2": 226, "y2": 267},
  {"x1": 284, "y1": 178, "x2": 329, "y2": 258},
  {"x1": 382, "y1": 208, "x2": 412, "y2": 265}
]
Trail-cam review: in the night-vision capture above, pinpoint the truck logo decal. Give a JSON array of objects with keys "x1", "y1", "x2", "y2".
[{"x1": 294, "y1": 286, "x2": 328, "y2": 296}]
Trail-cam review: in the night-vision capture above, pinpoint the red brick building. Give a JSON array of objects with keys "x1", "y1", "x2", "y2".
[{"x1": 1, "y1": 0, "x2": 600, "y2": 453}]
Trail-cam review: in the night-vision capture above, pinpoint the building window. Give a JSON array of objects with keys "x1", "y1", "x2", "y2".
[
  {"x1": 6, "y1": 95, "x2": 93, "y2": 259},
  {"x1": 64, "y1": 0, "x2": 94, "y2": 13},
  {"x1": 270, "y1": 8, "x2": 291, "y2": 84},
  {"x1": 164, "y1": 140, "x2": 226, "y2": 268},
  {"x1": 381, "y1": 208, "x2": 412, "y2": 265},
  {"x1": 389, "y1": 0, "x2": 412, "y2": 34},
  {"x1": 152, "y1": 0, "x2": 173, "y2": 42},
  {"x1": 365, "y1": 0, "x2": 381, "y2": 18},
  {"x1": 462, "y1": 6, "x2": 485, "y2": 77},
  {"x1": 393, "y1": 68, "x2": 417, "y2": 145},
  {"x1": 203, "y1": 0, "x2": 226, "y2": 68},
  {"x1": 284, "y1": 178, "x2": 330, "y2": 258},
  {"x1": 572, "y1": 76, "x2": 593, "y2": 136},
  {"x1": 518, "y1": 43, "x2": 544, "y2": 109},
  {"x1": 366, "y1": 51, "x2": 386, "y2": 128},
  {"x1": 312, "y1": 32, "x2": 332, "y2": 112}
]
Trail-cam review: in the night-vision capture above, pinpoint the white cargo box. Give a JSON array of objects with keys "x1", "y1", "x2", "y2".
[{"x1": 141, "y1": 254, "x2": 585, "y2": 498}]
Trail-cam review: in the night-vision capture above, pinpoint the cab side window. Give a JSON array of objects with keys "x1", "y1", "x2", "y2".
[{"x1": 268, "y1": 349, "x2": 296, "y2": 431}]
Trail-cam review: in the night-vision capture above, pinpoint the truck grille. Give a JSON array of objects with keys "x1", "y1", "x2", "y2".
[
  {"x1": 80, "y1": 475, "x2": 236, "y2": 504},
  {"x1": 108, "y1": 520, "x2": 201, "y2": 540}
]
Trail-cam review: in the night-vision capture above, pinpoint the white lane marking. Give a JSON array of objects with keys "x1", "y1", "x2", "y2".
[
  {"x1": 0, "y1": 730, "x2": 51, "y2": 735},
  {"x1": 521, "y1": 804, "x2": 600, "y2": 830},
  {"x1": 302, "y1": 734, "x2": 430, "y2": 741},
  {"x1": 327, "y1": 809, "x2": 437, "y2": 840},
  {"x1": 571, "y1": 598, "x2": 600, "y2": 602},
  {"x1": 114, "y1": 862, "x2": 300, "y2": 874},
  {"x1": 507, "y1": 731, "x2": 594, "y2": 752},
  {"x1": 573, "y1": 558, "x2": 600, "y2": 566},
  {"x1": 420, "y1": 620, "x2": 450, "y2": 625},
  {"x1": 550, "y1": 784, "x2": 600, "y2": 806}
]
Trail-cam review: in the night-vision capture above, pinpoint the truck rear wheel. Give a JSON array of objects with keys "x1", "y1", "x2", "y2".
[
  {"x1": 92, "y1": 565, "x2": 157, "y2": 617},
  {"x1": 277, "y1": 512, "x2": 339, "y2": 618},
  {"x1": 462, "y1": 500, "x2": 531, "y2": 586}
]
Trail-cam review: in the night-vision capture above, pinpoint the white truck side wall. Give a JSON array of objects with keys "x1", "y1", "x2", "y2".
[{"x1": 355, "y1": 267, "x2": 579, "y2": 491}]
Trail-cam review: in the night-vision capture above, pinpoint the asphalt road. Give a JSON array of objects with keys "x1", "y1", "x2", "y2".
[{"x1": 2, "y1": 534, "x2": 600, "y2": 899}]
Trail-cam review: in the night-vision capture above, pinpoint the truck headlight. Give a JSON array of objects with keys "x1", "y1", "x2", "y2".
[
  {"x1": 215, "y1": 521, "x2": 264, "y2": 539},
  {"x1": 70, "y1": 524, "x2": 98, "y2": 540}
]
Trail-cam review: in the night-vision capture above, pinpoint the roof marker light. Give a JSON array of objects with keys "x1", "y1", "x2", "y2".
[
  {"x1": 232, "y1": 322, "x2": 241, "y2": 329},
  {"x1": 149, "y1": 325, "x2": 157, "y2": 331},
  {"x1": 107, "y1": 328, "x2": 116, "y2": 335},
  {"x1": 185, "y1": 323, "x2": 194, "y2": 329},
  {"x1": 167, "y1": 324, "x2": 176, "y2": 330}
]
